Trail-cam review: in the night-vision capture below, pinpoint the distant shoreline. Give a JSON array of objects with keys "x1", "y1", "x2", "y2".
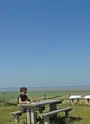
[{"x1": 0, "y1": 85, "x2": 90, "y2": 92}]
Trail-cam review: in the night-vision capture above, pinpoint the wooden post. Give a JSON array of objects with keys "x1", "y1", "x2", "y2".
[
  {"x1": 30, "y1": 107, "x2": 36, "y2": 124},
  {"x1": 49, "y1": 103, "x2": 56, "y2": 111},
  {"x1": 26, "y1": 108, "x2": 31, "y2": 124},
  {"x1": 65, "y1": 111, "x2": 69, "y2": 118},
  {"x1": 43, "y1": 116, "x2": 49, "y2": 124},
  {"x1": 87, "y1": 99, "x2": 90, "y2": 105},
  {"x1": 65, "y1": 111, "x2": 69, "y2": 122},
  {"x1": 49, "y1": 103, "x2": 57, "y2": 120},
  {"x1": 77, "y1": 99, "x2": 79, "y2": 104},
  {"x1": 89, "y1": 99, "x2": 90, "y2": 105},
  {"x1": 71, "y1": 99, "x2": 74, "y2": 105},
  {"x1": 69, "y1": 93, "x2": 71, "y2": 97},
  {"x1": 39, "y1": 107, "x2": 43, "y2": 113},
  {"x1": 14, "y1": 115, "x2": 19, "y2": 123},
  {"x1": 44, "y1": 93, "x2": 46, "y2": 100}
]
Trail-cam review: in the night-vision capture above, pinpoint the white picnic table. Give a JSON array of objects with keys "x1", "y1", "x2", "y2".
[
  {"x1": 18, "y1": 99, "x2": 62, "y2": 124},
  {"x1": 69, "y1": 95, "x2": 90, "y2": 105}
]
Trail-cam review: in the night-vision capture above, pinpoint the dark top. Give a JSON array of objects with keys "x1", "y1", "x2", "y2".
[{"x1": 17, "y1": 94, "x2": 30, "y2": 104}]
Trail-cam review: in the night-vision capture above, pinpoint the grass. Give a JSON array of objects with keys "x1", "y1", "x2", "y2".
[{"x1": 0, "y1": 90, "x2": 90, "y2": 124}]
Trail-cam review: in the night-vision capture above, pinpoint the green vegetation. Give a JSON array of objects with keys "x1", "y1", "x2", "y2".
[{"x1": 0, "y1": 90, "x2": 90, "y2": 124}]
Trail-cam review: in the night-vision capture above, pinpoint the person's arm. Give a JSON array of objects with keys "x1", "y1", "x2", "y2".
[{"x1": 26, "y1": 97, "x2": 33, "y2": 102}]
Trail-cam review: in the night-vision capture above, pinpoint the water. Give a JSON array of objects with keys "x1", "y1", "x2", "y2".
[{"x1": 0, "y1": 85, "x2": 90, "y2": 92}]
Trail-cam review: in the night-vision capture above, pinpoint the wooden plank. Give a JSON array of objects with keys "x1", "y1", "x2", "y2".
[
  {"x1": 41, "y1": 107, "x2": 72, "y2": 124},
  {"x1": 30, "y1": 107, "x2": 36, "y2": 124},
  {"x1": 35, "y1": 100, "x2": 62, "y2": 106},
  {"x1": 26, "y1": 108, "x2": 31, "y2": 124},
  {"x1": 41, "y1": 107, "x2": 72, "y2": 116},
  {"x1": 11, "y1": 111, "x2": 23, "y2": 115},
  {"x1": 19, "y1": 99, "x2": 62, "y2": 108},
  {"x1": 11, "y1": 111, "x2": 23, "y2": 123}
]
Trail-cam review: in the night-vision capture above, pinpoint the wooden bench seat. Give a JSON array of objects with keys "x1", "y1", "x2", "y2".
[
  {"x1": 40, "y1": 107, "x2": 72, "y2": 124},
  {"x1": 11, "y1": 111, "x2": 23, "y2": 123},
  {"x1": 11, "y1": 105, "x2": 45, "y2": 123}
]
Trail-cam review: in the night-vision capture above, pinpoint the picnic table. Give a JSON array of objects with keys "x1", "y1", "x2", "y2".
[
  {"x1": 69, "y1": 95, "x2": 82, "y2": 104},
  {"x1": 69, "y1": 95, "x2": 90, "y2": 105},
  {"x1": 18, "y1": 99, "x2": 62, "y2": 124}
]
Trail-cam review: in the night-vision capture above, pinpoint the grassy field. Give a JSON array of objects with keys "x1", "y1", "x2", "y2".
[{"x1": 0, "y1": 90, "x2": 90, "y2": 124}]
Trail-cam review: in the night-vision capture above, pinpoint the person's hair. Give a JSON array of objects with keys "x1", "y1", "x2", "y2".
[{"x1": 20, "y1": 87, "x2": 27, "y2": 93}]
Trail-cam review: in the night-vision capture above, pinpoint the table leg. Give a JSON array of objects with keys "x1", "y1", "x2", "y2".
[
  {"x1": 49, "y1": 103, "x2": 57, "y2": 111},
  {"x1": 26, "y1": 108, "x2": 31, "y2": 124},
  {"x1": 31, "y1": 107, "x2": 36, "y2": 124},
  {"x1": 77, "y1": 99, "x2": 79, "y2": 104},
  {"x1": 43, "y1": 116, "x2": 49, "y2": 124},
  {"x1": 49, "y1": 103, "x2": 57, "y2": 120},
  {"x1": 71, "y1": 99, "x2": 74, "y2": 105},
  {"x1": 89, "y1": 99, "x2": 90, "y2": 105},
  {"x1": 38, "y1": 105, "x2": 43, "y2": 113},
  {"x1": 87, "y1": 99, "x2": 90, "y2": 105}
]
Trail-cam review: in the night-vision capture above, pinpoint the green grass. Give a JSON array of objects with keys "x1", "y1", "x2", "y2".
[{"x1": 0, "y1": 90, "x2": 90, "y2": 124}]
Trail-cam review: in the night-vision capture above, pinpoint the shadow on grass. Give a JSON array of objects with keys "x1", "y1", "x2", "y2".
[
  {"x1": 69, "y1": 116, "x2": 83, "y2": 123},
  {"x1": 10, "y1": 116, "x2": 84, "y2": 124},
  {"x1": 49, "y1": 116, "x2": 83, "y2": 124}
]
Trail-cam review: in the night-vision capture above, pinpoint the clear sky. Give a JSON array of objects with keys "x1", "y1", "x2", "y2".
[{"x1": 0, "y1": 0, "x2": 90, "y2": 88}]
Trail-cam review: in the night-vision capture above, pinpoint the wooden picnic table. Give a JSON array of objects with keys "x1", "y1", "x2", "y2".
[{"x1": 18, "y1": 99, "x2": 62, "y2": 124}]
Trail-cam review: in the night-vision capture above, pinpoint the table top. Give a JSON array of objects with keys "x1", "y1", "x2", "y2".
[{"x1": 18, "y1": 99, "x2": 62, "y2": 108}]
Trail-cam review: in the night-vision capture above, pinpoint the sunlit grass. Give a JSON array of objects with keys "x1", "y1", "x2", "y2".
[{"x1": 0, "y1": 90, "x2": 90, "y2": 124}]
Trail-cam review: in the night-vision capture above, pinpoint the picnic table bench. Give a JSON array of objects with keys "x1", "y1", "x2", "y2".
[
  {"x1": 19, "y1": 99, "x2": 62, "y2": 124},
  {"x1": 40, "y1": 107, "x2": 72, "y2": 124},
  {"x1": 11, "y1": 99, "x2": 72, "y2": 124},
  {"x1": 11, "y1": 111, "x2": 23, "y2": 123},
  {"x1": 10, "y1": 105, "x2": 44, "y2": 123}
]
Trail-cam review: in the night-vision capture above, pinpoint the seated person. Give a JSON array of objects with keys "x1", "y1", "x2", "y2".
[
  {"x1": 17, "y1": 87, "x2": 32, "y2": 112},
  {"x1": 17, "y1": 87, "x2": 44, "y2": 122},
  {"x1": 18, "y1": 87, "x2": 45, "y2": 111}
]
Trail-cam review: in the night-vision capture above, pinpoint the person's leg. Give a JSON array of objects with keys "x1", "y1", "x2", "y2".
[{"x1": 19, "y1": 107, "x2": 26, "y2": 112}]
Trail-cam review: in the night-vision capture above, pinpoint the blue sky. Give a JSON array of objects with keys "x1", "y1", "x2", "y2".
[{"x1": 0, "y1": 0, "x2": 90, "y2": 88}]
